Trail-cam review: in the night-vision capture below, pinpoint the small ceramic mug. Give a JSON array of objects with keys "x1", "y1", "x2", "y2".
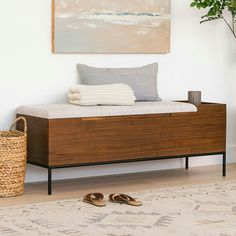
[{"x1": 188, "y1": 91, "x2": 202, "y2": 106}]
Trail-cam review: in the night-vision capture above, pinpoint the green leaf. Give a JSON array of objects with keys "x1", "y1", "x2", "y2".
[
  {"x1": 208, "y1": 8, "x2": 216, "y2": 16},
  {"x1": 190, "y1": 0, "x2": 236, "y2": 38},
  {"x1": 232, "y1": 0, "x2": 236, "y2": 8}
]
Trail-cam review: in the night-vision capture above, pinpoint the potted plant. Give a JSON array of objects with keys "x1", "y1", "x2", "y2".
[{"x1": 190, "y1": 0, "x2": 236, "y2": 39}]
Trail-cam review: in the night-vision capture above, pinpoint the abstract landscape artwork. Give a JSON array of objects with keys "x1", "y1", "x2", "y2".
[{"x1": 52, "y1": 0, "x2": 171, "y2": 54}]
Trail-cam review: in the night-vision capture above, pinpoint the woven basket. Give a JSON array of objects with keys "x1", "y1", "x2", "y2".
[{"x1": 0, "y1": 117, "x2": 27, "y2": 198}]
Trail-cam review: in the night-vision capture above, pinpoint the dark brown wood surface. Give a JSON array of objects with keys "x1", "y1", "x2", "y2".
[
  {"x1": 18, "y1": 102, "x2": 226, "y2": 167},
  {"x1": 17, "y1": 115, "x2": 49, "y2": 166}
]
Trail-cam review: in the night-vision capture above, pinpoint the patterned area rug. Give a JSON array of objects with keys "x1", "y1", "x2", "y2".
[{"x1": 0, "y1": 181, "x2": 236, "y2": 236}]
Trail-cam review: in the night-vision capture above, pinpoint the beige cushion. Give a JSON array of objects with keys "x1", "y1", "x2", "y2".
[{"x1": 17, "y1": 102, "x2": 197, "y2": 119}]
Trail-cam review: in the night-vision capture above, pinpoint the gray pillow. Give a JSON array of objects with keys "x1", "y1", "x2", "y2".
[{"x1": 77, "y1": 63, "x2": 161, "y2": 101}]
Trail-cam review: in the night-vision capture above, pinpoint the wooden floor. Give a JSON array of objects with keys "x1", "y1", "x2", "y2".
[{"x1": 1, "y1": 164, "x2": 236, "y2": 207}]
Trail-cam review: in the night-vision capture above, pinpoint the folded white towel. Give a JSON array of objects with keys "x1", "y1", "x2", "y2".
[
  {"x1": 68, "y1": 93, "x2": 81, "y2": 101},
  {"x1": 69, "y1": 99, "x2": 135, "y2": 106},
  {"x1": 68, "y1": 84, "x2": 136, "y2": 106},
  {"x1": 68, "y1": 93, "x2": 133, "y2": 101}
]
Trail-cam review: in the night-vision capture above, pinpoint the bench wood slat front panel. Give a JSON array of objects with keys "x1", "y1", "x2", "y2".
[{"x1": 48, "y1": 104, "x2": 226, "y2": 166}]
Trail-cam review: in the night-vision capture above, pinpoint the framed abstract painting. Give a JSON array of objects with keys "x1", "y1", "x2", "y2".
[{"x1": 52, "y1": 0, "x2": 171, "y2": 54}]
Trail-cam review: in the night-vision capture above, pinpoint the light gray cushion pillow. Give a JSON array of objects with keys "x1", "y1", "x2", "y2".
[{"x1": 77, "y1": 63, "x2": 161, "y2": 101}]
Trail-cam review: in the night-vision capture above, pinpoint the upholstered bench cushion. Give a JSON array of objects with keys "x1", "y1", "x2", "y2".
[{"x1": 17, "y1": 101, "x2": 197, "y2": 119}]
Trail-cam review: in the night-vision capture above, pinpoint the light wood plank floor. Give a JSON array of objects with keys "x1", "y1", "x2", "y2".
[{"x1": 1, "y1": 164, "x2": 236, "y2": 207}]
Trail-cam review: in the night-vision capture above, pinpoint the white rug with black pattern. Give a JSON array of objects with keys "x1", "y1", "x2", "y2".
[{"x1": 0, "y1": 181, "x2": 236, "y2": 236}]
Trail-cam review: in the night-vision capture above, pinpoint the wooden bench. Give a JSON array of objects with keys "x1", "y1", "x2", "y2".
[{"x1": 17, "y1": 101, "x2": 226, "y2": 195}]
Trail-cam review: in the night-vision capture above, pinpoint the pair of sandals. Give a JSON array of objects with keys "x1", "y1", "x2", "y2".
[{"x1": 83, "y1": 193, "x2": 142, "y2": 207}]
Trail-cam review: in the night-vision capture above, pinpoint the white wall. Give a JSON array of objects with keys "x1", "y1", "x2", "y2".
[{"x1": 0, "y1": 1, "x2": 235, "y2": 183}]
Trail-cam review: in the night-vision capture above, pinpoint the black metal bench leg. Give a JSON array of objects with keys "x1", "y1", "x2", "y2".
[
  {"x1": 48, "y1": 168, "x2": 52, "y2": 195},
  {"x1": 185, "y1": 157, "x2": 189, "y2": 169},
  {"x1": 223, "y1": 152, "x2": 226, "y2": 177}
]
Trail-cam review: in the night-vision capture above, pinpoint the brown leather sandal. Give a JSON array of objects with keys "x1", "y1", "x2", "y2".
[
  {"x1": 83, "y1": 193, "x2": 106, "y2": 207},
  {"x1": 109, "y1": 193, "x2": 142, "y2": 206}
]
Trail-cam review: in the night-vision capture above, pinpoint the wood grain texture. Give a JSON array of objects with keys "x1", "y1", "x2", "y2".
[
  {"x1": 18, "y1": 103, "x2": 226, "y2": 167},
  {"x1": 17, "y1": 115, "x2": 49, "y2": 166}
]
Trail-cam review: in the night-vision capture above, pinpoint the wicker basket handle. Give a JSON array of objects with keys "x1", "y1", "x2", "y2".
[{"x1": 9, "y1": 117, "x2": 27, "y2": 133}]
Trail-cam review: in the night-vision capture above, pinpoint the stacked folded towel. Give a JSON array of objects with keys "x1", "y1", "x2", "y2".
[{"x1": 68, "y1": 84, "x2": 136, "y2": 106}]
